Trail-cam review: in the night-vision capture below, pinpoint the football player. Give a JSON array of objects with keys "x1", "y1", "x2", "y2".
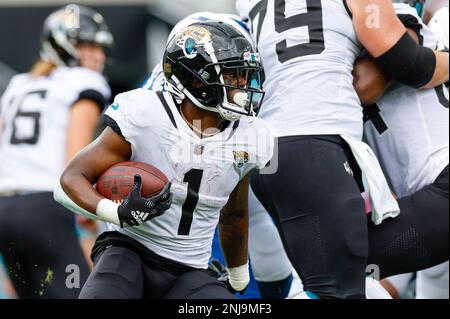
[
  {"x1": 356, "y1": 1, "x2": 449, "y2": 298},
  {"x1": 54, "y1": 21, "x2": 273, "y2": 299},
  {"x1": 142, "y1": 11, "x2": 302, "y2": 300},
  {"x1": 0, "y1": 5, "x2": 112, "y2": 298},
  {"x1": 238, "y1": 0, "x2": 449, "y2": 299}
]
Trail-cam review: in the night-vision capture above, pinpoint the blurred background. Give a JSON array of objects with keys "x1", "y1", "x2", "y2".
[{"x1": 0, "y1": 0, "x2": 236, "y2": 98}]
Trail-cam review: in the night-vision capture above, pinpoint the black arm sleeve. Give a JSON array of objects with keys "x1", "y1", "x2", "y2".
[{"x1": 375, "y1": 32, "x2": 436, "y2": 89}]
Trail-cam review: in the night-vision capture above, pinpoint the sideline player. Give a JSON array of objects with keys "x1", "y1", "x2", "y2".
[{"x1": 0, "y1": 5, "x2": 112, "y2": 298}]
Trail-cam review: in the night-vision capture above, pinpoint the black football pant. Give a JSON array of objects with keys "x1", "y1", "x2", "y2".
[
  {"x1": 252, "y1": 135, "x2": 449, "y2": 299},
  {"x1": 79, "y1": 231, "x2": 235, "y2": 299},
  {"x1": 252, "y1": 135, "x2": 369, "y2": 299},
  {"x1": 367, "y1": 165, "x2": 449, "y2": 278},
  {"x1": 0, "y1": 192, "x2": 90, "y2": 299}
]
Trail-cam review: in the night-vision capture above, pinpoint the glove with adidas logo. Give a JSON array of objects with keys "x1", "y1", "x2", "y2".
[{"x1": 117, "y1": 174, "x2": 173, "y2": 228}]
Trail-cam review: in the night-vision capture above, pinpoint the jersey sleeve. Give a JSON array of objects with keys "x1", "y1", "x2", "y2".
[
  {"x1": 394, "y1": 3, "x2": 438, "y2": 49},
  {"x1": 103, "y1": 88, "x2": 157, "y2": 143},
  {"x1": 63, "y1": 67, "x2": 111, "y2": 110}
]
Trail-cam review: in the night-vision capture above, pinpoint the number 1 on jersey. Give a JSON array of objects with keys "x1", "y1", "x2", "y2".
[{"x1": 178, "y1": 169, "x2": 204, "y2": 236}]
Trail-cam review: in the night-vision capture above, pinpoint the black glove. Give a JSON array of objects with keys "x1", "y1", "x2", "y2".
[
  {"x1": 118, "y1": 174, "x2": 172, "y2": 228},
  {"x1": 207, "y1": 259, "x2": 249, "y2": 295},
  {"x1": 207, "y1": 259, "x2": 228, "y2": 279}
]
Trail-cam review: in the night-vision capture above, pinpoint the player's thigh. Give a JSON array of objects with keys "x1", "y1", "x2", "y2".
[
  {"x1": 79, "y1": 246, "x2": 144, "y2": 299},
  {"x1": 251, "y1": 136, "x2": 368, "y2": 298},
  {"x1": 23, "y1": 194, "x2": 90, "y2": 298},
  {"x1": 163, "y1": 270, "x2": 235, "y2": 299},
  {"x1": 368, "y1": 167, "x2": 449, "y2": 278},
  {"x1": 0, "y1": 193, "x2": 89, "y2": 298},
  {"x1": 255, "y1": 136, "x2": 368, "y2": 266}
]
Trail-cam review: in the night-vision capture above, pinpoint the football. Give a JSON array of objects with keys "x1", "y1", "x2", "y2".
[{"x1": 96, "y1": 161, "x2": 169, "y2": 202}]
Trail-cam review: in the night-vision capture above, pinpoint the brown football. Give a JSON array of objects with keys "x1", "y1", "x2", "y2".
[{"x1": 96, "y1": 161, "x2": 169, "y2": 203}]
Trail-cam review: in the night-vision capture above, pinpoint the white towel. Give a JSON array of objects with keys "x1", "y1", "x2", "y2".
[{"x1": 341, "y1": 135, "x2": 400, "y2": 225}]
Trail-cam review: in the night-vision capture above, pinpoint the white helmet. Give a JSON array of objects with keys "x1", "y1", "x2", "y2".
[{"x1": 428, "y1": 7, "x2": 449, "y2": 50}]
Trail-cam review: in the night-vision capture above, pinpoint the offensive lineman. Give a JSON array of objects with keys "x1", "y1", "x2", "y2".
[
  {"x1": 356, "y1": 1, "x2": 449, "y2": 298},
  {"x1": 238, "y1": 0, "x2": 449, "y2": 298}
]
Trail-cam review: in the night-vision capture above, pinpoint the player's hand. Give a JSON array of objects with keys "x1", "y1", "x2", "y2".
[{"x1": 118, "y1": 174, "x2": 172, "y2": 228}]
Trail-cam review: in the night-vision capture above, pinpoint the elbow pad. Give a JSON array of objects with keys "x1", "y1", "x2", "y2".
[{"x1": 375, "y1": 32, "x2": 436, "y2": 88}]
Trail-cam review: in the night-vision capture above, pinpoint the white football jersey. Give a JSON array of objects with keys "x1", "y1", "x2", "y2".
[
  {"x1": 104, "y1": 89, "x2": 274, "y2": 269},
  {"x1": 237, "y1": 0, "x2": 363, "y2": 139},
  {"x1": 364, "y1": 5, "x2": 449, "y2": 198},
  {"x1": 0, "y1": 67, "x2": 110, "y2": 193}
]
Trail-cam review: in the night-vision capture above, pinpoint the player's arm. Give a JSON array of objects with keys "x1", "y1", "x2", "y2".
[
  {"x1": 347, "y1": 0, "x2": 449, "y2": 89},
  {"x1": 353, "y1": 28, "x2": 420, "y2": 106},
  {"x1": 218, "y1": 174, "x2": 250, "y2": 293},
  {"x1": 65, "y1": 99, "x2": 102, "y2": 163},
  {"x1": 54, "y1": 127, "x2": 172, "y2": 228},
  {"x1": 353, "y1": 57, "x2": 392, "y2": 106},
  {"x1": 65, "y1": 98, "x2": 102, "y2": 230}
]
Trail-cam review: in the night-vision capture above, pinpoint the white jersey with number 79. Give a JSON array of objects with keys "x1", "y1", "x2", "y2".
[{"x1": 237, "y1": 0, "x2": 363, "y2": 139}]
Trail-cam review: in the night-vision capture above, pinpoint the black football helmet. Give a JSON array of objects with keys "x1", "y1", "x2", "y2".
[
  {"x1": 40, "y1": 4, "x2": 113, "y2": 67},
  {"x1": 163, "y1": 21, "x2": 265, "y2": 121},
  {"x1": 392, "y1": 0, "x2": 426, "y2": 16}
]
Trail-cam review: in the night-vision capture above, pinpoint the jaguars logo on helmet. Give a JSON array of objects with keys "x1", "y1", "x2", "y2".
[{"x1": 176, "y1": 26, "x2": 212, "y2": 59}]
